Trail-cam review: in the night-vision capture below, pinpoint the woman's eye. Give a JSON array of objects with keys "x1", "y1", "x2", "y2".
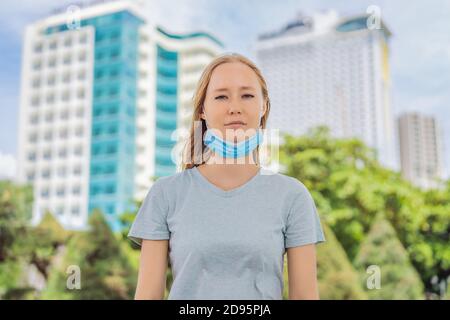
[{"x1": 214, "y1": 94, "x2": 253, "y2": 100}]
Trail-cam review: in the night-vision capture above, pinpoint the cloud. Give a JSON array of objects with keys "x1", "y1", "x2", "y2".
[{"x1": 0, "y1": 152, "x2": 17, "y2": 181}]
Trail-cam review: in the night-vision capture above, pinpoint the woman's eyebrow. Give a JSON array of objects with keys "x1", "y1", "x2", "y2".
[{"x1": 213, "y1": 86, "x2": 256, "y2": 92}]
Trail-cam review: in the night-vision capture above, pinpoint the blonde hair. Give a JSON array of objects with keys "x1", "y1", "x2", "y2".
[{"x1": 180, "y1": 53, "x2": 271, "y2": 170}]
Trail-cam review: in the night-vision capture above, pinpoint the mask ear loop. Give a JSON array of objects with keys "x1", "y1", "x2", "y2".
[
  {"x1": 254, "y1": 104, "x2": 266, "y2": 166},
  {"x1": 202, "y1": 107, "x2": 210, "y2": 130},
  {"x1": 258, "y1": 104, "x2": 264, "y2": 129},
  {"x1": 201, "y1": 108, "x2": 214, "y2": 163}
]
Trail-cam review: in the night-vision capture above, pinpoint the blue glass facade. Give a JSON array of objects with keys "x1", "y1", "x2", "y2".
[
  {"x1": 336, "y1": 17, "x2": 367, "y2": 32},
  {"x1": 154, "y1": 45, "x2": 178, "y2": 178},
  {"x1": 153, "y1": 28, "x2": 223, "y2": 178},
  {"x1": 47, "y1": 11, "x2": 143, "y2": 232}
]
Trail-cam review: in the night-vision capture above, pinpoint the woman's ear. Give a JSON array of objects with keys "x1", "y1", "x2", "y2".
[
  {"x1": 261, "y1": 101, "x2": 267, "y2": 118},
  {"x1": 200, "y1": 106, "x2": 206, "y2": 120}
]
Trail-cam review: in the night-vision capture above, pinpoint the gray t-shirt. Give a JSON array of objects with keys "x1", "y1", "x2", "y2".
[{"x1": 128, "y1": 166, "x2": 326, "y2": 300}]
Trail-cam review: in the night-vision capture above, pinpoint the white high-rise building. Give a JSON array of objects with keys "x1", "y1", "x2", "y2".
[
  {"x1": 398, "y1": 112, "x2": 445, "y2": 189},
  {"x1": 16, "y1": 0, "x2": 223, "y2": 231},
  {"x1": 255, "y1": 10, "x2": 397, "y2": 170}
]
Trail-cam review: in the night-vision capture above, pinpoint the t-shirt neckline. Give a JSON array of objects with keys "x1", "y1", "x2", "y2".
[{"x1": 191, "y1": 166, "x2": 261, "y2": 197}]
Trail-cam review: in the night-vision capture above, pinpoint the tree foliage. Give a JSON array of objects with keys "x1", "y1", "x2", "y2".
[{"x1": 280, "y1": 126, "x2": 449, "y2": 296}]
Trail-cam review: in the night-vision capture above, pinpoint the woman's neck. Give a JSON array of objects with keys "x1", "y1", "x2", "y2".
[{"x1": 198, "y1": 155, "x2": 260, "y2": 190}]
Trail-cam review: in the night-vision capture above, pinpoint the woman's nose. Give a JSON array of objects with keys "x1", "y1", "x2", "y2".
[{"x1": 227, "y1": 101, "x2": 243, "y2": 114}]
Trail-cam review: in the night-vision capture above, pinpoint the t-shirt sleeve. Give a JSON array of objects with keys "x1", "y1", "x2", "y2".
[
  {"x1": 284, "y1": 184, "x2": 326, "y2": 249},
  {"x1": 127, "y1": 179, "x2": 170, "y2": 246}
]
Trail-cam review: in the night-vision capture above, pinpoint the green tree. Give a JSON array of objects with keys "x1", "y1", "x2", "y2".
[
  {"x1": 354, "y1": 215, "x2": 424, "y2": 299},
  {"x1": 279, "y1": 126, "x2": 450, "y2": 297},
  {"x1": 42, "y1": 210, "x2": 137, "y2": 299},
  {"x1": 28, "y1": 211, "x2": 71, "y2": 280},
  {"x1": 316, "y1": 223, "x2": 367, "y2": 299},
  {"x1": 0, "y1": 181, "x2": 34, "y2": 299},
  {"x1": 281, "y1": 224, "x2": 366, "y2": 300}
]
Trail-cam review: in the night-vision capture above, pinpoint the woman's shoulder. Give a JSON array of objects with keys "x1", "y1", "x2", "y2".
[
  {"x1": 259, "y1": 168, "x2": 310, "y2": 196},
  {"x1": 150, "y1": 167, "x2": 310, "y2": 198},
  {"x1": 148, "y1": 168, "x2": 195, "y2": 192}
]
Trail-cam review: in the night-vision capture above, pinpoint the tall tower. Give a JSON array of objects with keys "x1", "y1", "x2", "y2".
[
  {"x1": 398, "y1": 112, "x2": 445, "y2": 189},
  {"x1": 16, "y1": 1, "x2": 223, "y2": 231},
  {"x1": 255, "y1": 10, "x2": 397, "y2": 170}
]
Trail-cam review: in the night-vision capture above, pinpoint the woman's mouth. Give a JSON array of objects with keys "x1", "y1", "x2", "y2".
[
  {"x1": 225, "y1": 121, "x2": 246, "y2": 129},
  {"x1": 225, "y1": 123, "x2": 246, "y2": 129}
]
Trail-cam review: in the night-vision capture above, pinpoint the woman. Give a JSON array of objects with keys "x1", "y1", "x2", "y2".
[{"x1": 128, "y1": 53, "x2": 325, "y2": 300}]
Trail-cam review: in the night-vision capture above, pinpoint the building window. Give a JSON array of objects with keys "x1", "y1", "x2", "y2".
[
  {"x1": 60, "y1": 109, "x2": 69, "y2": 120},
  {"x1": 34, "y1": 43, "x2": 43, "y2": 53},
  {"x1": 61, "y1": 90, "x2": 70, "y2": 102},
  {"x1": 64, "y1": 37, "x2": 72, "y2": 47},
  {"x1": 57, "y1": 166, "x2": 66, "y2": 177},
  {"x1": 31, "y1": 96, "x2": 40, "y2": 107},
  {"x1": 72, "y1": 185, "x2": 81, "y2": 195},
  {"x1": 44, "y1": 131, "x2": 52, "y2": 141},
  {"x1": 28, "y1": 133, "x2": 38, "y2": 143},
  {"x1": 109, "y1": 87, "x2": 118, "y2": 97},
  {"x1": 75, "y1": 126, "x2": 84, "y2": 137},
  {"x1": 47, "y1": 75, "x2": 56, "y2": 86},
  {"x1": 105, "y1": 145, "x2": 116, "y2": 154},
  {"x1": 59, "y1": 129, "x2": 68, "y2": 139},
  {"x1": 63, "y1": 54, "x2": 71, "y2": 65},
  {"x1": 46, "y1": 93, "x2": 55, "y2": 104},
  {"x1": 58, "y1": 148, "x2": 67, "y2": 158},
  {"x1": 105, "y1": 184, "x2": 115, "y2": 194},
  {"x1": 110, "y1": 68, "x2": 119, "y2": 78},
  {"x1": 56, "y1": 206, "x2": 64, "y2": 215},
  {"x1": 33, "y1": 60, "x2": 42, "y2": 70},
  {"x1": 95, "y1": 88, "x2": 103, "y2": 98},
  {"x1": 73, "y1": 166, "x2": 82, "y2": 175},
  {"x1": 95, "y1": 70, "x2": 104, "y2": 79},
  {"x1": 92, "y1": 127, "x2": 102, "y2": 137},
  {"x1": 77, "y1": 88, "x2": 85, "y2": 99},
  {"x1": 41, "y1": 188, "x2": 50, "y2": 198},
  {"x1": 56, "y1": 186, "x2": 65, "y2": 197},
  {"x1": 62, "y1": 72, "x2": 71, "y2": 83},
  {"x1": 45, "y1": 113, "x2": 54, "y2": 122},
  {"x1": 107, "y1": 125, "x2": 117, "y2": 135},
  {"x1": 48, "y1": 56, "x2": 57, "y2": 68},
  {"x1": 43, "y1": 149, "x2": 52, "y2": 160},
  {"x1": 107, "y1": 205, "x2": 115, "y2": 214},
  {"x1": 49, "y1": 40, "x2": 57, "y2": 50},
  {"x1": 27, "y1": 171, "x2": 35, "y2": 182},
  {"x1": 79, "y1": 33, "x2": 87, "y2": 44},
  {"x1": 76, "y1": 108, "x2": 84, "y2": 118},
  {"x1": 71, "y1": 206, "x2": 80, "y2": 216},
  {"x1": 27, "y1": 151, "x2": 36, "y2": 161},
  {"x1": 77, "y1": 70, "x2": 86, "y2": 80},
  {"x1": 42, "y1": 169, "x2": 51, "y2": 179},
  {"x1": 78, "y1": 51, "x2": 87, "y2": 62},
  {"x1": 32, "y1": 77, "x2": 41, "y2": 88},
  {"x1": 110, "y1": 49, "x2": 120, "y2": 59},
  {"x1": 30, "y1": 115, "x2": 39, "y2": 124},
  {"x1": 104, "y1": 165, "x2": 115, "y2": 174},
  {"x1": 74, "y1": 145, "x2": 83, "y2": 156}
]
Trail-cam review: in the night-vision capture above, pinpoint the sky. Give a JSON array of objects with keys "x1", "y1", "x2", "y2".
[{"x1": 1, "y1": 0, "x2": 449, "y2": 179}]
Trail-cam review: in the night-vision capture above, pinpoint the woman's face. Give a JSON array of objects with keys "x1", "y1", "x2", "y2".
[{"x1": 201, "y1": 62, "x2": 266, "y2": 142}]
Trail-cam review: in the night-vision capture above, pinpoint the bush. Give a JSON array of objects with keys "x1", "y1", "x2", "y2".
[
  {"x1": 354, "y1": 215, "x2": 424, "y2": 299},
  {"x1": 317, "y1": 223, "x2": 367, "y2": 299}
]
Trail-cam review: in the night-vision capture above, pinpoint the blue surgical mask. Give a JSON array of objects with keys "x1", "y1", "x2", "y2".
[
  {"x1": 202, "y1": 106, "x2": 264, "y2": 159},
  {"x1": 204, "y1": 128, "x2": 264, "y2": 159}
]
